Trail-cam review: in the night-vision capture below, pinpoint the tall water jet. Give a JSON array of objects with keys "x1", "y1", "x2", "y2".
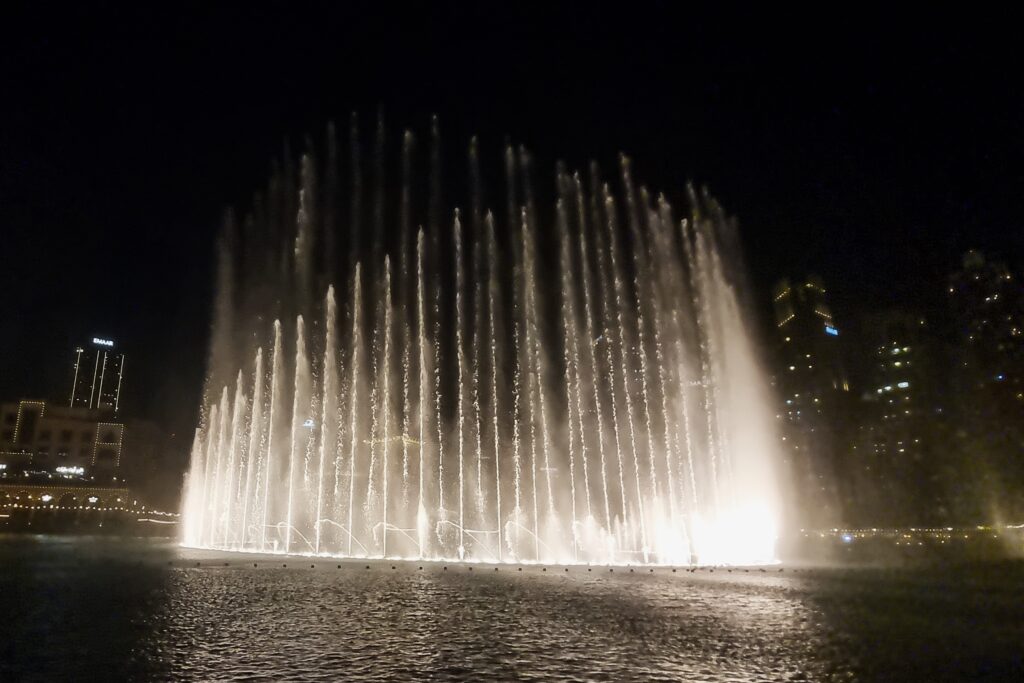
[
  {"x1": 379, "y1": 257, "x2": 393, "y2": 557},
  {"x1": 314, "y1": 286, "x2": 337, "y2": 554},
  {"x1": 182, "y1": 117, "x2": 783, "y2": 566},
  {"x1": 485, "y1": 213, "x2": 503, "y2": 560},
  {"x1": 239, "y1": 346, "x2": 264, "y2": 547},
  {"x1": 416, "y1": 228, "x2": 430, "y2": 558},
  {"x1": 345, "y1": 265, "x2": 363, "y2": 556}
]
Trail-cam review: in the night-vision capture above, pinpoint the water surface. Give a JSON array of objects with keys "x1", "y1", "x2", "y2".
[{"x1": 1, "y1": 536, "x2": 1021, "y2": 681}]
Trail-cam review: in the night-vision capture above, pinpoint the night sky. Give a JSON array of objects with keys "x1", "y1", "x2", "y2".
[{"x1": 3, "y1": 4, "x2": 1022, "y2": 438}]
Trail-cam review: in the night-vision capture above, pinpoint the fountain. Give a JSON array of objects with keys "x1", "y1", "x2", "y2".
[{"x1": 181, "y1": 116, "x2": 781, "y2": 565}]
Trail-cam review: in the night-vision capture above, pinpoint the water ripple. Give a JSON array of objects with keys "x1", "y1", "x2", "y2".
[{"x1": 1, "y1": 539, "x2": 1022, "y2": 681}]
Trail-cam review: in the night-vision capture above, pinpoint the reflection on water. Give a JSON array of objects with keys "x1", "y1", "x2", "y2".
[{"x1": 1, "y1": 536, "x2": 1021, "y2": 681}]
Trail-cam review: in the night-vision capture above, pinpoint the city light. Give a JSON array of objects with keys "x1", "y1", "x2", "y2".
[
  {"x1": 824, "y1": 325, "x2": 839, "y2": 336},
  {"x1": 92, "y1": 337, "x2": 114, "y2": 347},
  {"x1": 56, "y1": 466, "x2": 85, "y2": 475}
]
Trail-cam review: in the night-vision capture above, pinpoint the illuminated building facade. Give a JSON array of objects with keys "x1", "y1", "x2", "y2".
[
  {"x1": 70, "y1": 337, "x2": 124, "y2": 413},
  {"x1": 0, "y1": 400, "x2": 124, "y2": 480},
  {"x1": 771, "y1": 276, "x2": 849, "y2": 522}
]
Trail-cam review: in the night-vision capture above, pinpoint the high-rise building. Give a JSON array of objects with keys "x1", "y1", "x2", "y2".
[
  {"x1": 949, "y1": 250, "x2": 1023, "y2": 411},
  {"x1": 771, "y1": 276, "x2": 850, "y2": 523},
  {"x1": 70, "y1": 337, "x2": 124, "y2": 414},
  {"x1": 854, "y1": 312, "x2": 953, "y2": 524},
  {"x1": 948, "y1": 250, "x2": 1024, "y2": 516}
]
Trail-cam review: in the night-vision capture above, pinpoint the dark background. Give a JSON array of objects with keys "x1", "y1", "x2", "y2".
[{"x1": 2, "y1": 3, "x2": 1022, "y2": 441}]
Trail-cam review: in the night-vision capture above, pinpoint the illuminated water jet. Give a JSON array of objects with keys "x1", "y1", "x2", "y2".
[{"x1": 181, "y1": 119, "x2": 781, "y2": 565}]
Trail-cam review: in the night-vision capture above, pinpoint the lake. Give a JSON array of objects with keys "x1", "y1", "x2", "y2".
[{"x1": 1, "y1": 536, "x2": 1021, "y2": 681}]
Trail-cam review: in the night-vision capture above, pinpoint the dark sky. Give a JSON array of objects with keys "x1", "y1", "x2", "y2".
[{"x1": 2, "y1": 3, "x2": 1022, "y2": 436}]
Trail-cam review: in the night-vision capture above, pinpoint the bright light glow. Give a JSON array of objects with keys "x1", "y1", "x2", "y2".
[
  {"x1": 41, "y1": 494, "x2": 53, "y2": 502},
  {"x1": 87, "y1": 496, "x2": 99, "y2": 503},
  {"x1": 92, "y1": 337, "x2": 114, "y2": 347},
  {"x1": 897, "y1": 381, "x2": 910, "y2": 389},
  {"x1": 56, "y1": 465, "x2": 84, "y2": 475},
  {"x1": 0, "y1": 464, "x2": 6, "y2": 471},
  {"x1": 691, "y1": 502, "x2": 778, "y2": 566},
  {"x1": 824, "y1": 325, "x2": 839, "y2": 336}
]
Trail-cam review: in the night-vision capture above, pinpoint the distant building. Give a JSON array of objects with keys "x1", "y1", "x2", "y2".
[
  {"x1": 854, "y1": 312, "x2": 953, "y2": 524},
  {"x1": 948, "y1": 250, "x2": 1023, "y2": 411},
  {"x1": 0, "y1": 338, "x2": 180, "y2": 512},
  {"x1": 948, "y1": 250, "x2": 1024, "y2": 516},
  {"x1": 861, "y1": 314, "x2": 933, "y2": 463},
  {"x1": 70, "y1": 337, "x2": 124, "y2": 414},
  {"x1": 771, "y1": 276, "x2": 850, "y2": 523},
  {"x1": 772, "y1": 276, "x2": 848, "y2": 395},
  {"x1": 0, "y1": 400, "x2": 124, "y2": 481}
]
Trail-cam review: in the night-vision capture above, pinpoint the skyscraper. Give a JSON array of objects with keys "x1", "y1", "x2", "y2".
[
  {"x1": 949, "y1": 250, "x2": 1023, "y2": 410},
  {"x1": 948, "y1": 250, "x2": 1024, "y2": 517},
  {"x1": 856, "y1": 311, "x2": 953, "y2": 524},
  {"x1": 771, "y1": 276, "x2": 849, "y2": 523},
  {"x1": 70, "y1": 337, "x2": 124, "y2": 414}
]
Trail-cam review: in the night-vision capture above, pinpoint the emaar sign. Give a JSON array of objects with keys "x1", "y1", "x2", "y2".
[{"x1": 92, "y1": 337, "x2": 114, "y2": 347}]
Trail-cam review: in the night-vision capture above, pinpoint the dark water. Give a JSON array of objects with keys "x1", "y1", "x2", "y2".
[{"x1": 1, "y1": 536, "x2": 1022, "y2": 681}]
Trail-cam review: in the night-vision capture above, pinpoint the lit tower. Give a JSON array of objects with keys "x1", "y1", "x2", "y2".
[
  {"x1": 771, "y1": 276, "x2": 849, "y2": 522},
  {"x1": 70, "y1": 337, "x2": 125, "y2": 414}
]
